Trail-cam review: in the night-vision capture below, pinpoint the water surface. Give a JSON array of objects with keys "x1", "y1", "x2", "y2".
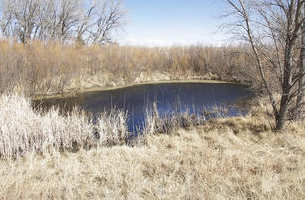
[{"x1": 33, "y1": 82, "x2": 254, "y2": 132}]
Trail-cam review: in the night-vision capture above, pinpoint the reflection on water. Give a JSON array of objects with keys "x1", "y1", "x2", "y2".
[{"x1": 33, "y1": 83, "x2": 254, "y2": 132}]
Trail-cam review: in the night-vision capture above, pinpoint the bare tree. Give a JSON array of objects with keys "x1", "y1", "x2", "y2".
[
  {"x1": 0, "y1": 0, "x2": 127, "y2": 44},
  {"x1": 55, "y1": 0, "x2": 82, "y2": 41},
  {"x1": 224, "y1": 0, "x2": 305, "y2": 130},
  {"x1": 0, "y1": 0, "x2": 41, "y2": 43},
  {"x1": 0, "y1": 0, "x2": 13, "y2": 37},
  {"x1": 76, "y1": 0, "x2": 127, "y2": 45}
]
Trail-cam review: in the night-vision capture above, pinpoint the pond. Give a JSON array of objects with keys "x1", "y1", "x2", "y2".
[{"x1": 33, "y1": 82, "x2": 255, "y2": 132}]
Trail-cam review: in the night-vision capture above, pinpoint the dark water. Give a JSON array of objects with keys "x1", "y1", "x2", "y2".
[{"x1": 33, "y1": 82, "x2": 254, "y2": 132}]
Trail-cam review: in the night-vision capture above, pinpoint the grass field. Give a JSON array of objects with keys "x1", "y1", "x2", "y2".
[{"x1": 0, "y1": 94, "x2": 304, "y2": 199}]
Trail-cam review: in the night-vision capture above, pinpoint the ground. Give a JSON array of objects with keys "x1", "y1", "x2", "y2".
[{"x1": 0, "y1": 104, "x2": 304, "y2": 199}]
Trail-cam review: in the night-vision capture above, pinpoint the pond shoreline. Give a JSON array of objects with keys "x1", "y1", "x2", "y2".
[
  {"x1": 33, "y1": 79, "x2": 249, "y2": 100},
  {"x1": 33, "y1": 80, "x2": 256, "y2": 133}
]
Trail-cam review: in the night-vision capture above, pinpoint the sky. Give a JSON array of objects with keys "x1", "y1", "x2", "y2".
[{"x1": 118, "y1": 0, "x2": 228, "y2": 46}]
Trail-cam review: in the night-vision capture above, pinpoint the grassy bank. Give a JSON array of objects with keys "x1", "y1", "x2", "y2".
[
  {"x1": 0, "y1": 94, "x2": 304, "y2": 199},
  {"x1": 0, "y1": 40, "x2": 259, "y2": 97}
]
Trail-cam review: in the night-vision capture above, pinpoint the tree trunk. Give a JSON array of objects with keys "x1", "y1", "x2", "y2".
[
  {"x1": 276, "y1": 95, "x2": 290, "y2": 130},
  {"x1": 276, "y1": 34, "x2": 294, "y2": 130},
  {"x1": 295, "y1": 3, "x2": 305, "y2": 119}
]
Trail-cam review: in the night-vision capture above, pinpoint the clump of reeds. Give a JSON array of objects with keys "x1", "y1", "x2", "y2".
[
  {"x1": 0, "y1": 94, "x2": 129, "y2": 159},
  {"x1": 144, "y1": 110, "x2": 199, "y2": 135},
  {"x1": 95, "y1": 110, "x2": 129, "y2": 146},
  {"x1": 143, "y1": 103, "x2": 227, "y2": 135}
]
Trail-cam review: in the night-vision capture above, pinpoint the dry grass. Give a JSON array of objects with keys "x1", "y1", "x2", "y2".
[
  {"x1": 0, "y1": 94, "x2": 129, "y2": 159},
  {"x1": 0, "y1": 94, "x2": 304, "y2": 199},
  {"x1": 0, "y1": 37, "x2": 303, "y2": 199},
  {"x1": 0, "y1": 40, "x2": 258, "y2": 96}
]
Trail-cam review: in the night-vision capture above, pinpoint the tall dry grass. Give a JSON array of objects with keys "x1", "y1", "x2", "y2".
[
  {"x1": 0, "y1": 95, "x2": 303, "y2": 199},
  {"x1": 0, "y1": 93, "x2": 222, "y2": 159},
  {"x1": 0, "y1": 94, "x2": 129, "y2": 159},
  {"x1": 0, "y1": 40, "x2": 258, "y2": 96}
]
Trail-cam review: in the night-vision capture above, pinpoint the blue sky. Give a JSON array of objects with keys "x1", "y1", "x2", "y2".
[{"x1": 119, "y1": 0, "x2": 228, "y2": 46}]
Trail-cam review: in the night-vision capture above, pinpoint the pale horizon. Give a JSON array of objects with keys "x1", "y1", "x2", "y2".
[{"x1": 118, "y1": 0, "x2": 228, "y2": 47}]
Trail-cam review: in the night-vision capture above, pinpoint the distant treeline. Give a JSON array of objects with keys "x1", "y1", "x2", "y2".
[
  {"x1": 0, "y1": 40, "x2": 265, "y2": 96},
  {"x1": 0, "y1": 0, "x2": 126, "y2": 44}
]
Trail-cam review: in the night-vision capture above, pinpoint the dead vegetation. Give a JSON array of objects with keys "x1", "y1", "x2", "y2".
[
  {"x1": 0, "y1": 40, "x2": 258, "y2": 96},
  {"x1": 0, "y1": 94, "x2": 304, "y2": 199},
  {"x1": 0, "y1": 94, "x2": 129, "y2": 159},
  {"x1": 0, "y1": 39, "x2": 303, "y2": 198},
  {"x1": 0, "y1": 93, "x2": 230, "y2": 159}
]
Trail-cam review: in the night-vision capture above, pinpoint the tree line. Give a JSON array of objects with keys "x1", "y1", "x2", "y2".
[{"x1": 0, "y1": 0, "x2": 126, "y2": 44}]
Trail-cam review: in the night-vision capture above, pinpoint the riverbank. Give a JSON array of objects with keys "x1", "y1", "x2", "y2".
[{"x1": 0, "y1": 94, "x2": 304, "y2": 199}]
